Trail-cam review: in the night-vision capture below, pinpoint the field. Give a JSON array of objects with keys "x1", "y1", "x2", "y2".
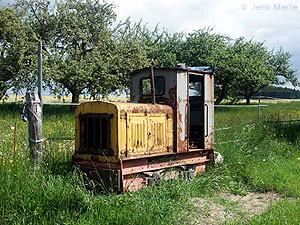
[{"x1": 1, "y1": 101, "x2": 300, "y2": 224}]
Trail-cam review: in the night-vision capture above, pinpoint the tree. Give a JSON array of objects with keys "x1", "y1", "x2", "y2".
[
  {"x1": 139, "y1": 25, "x2": 183, "y2": 67},
  {"x1": 14, "y1": 0, "x2": 148, "y2": 103},
  {"x1": 0, "y1": 7, "x2": 36, "y2": 100},
  {"x1": 87, "y1": 19, "x2": 149, "y2": 98},
  {"x1": 206, "y1": 37, "x2": 245, "y2": 105},
  {"x1": 179, "y1": 28, "x2": 239, "y2": 104},
  {"x1": 232, "y1": 39, "x2": 298, "y2": 104},
  {"x1": 179, "y1": 29, "x2": 298, "y2": 104}
]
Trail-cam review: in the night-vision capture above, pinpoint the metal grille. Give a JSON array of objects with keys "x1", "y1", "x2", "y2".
[{"x1": 79, "y1": 114, "x2": 113, "y2": 155}]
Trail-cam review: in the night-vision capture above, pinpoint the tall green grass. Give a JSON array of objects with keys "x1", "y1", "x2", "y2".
[
  {"x1": 1, "y1": 102, "x2": 300, "y2": 224},
  {"x1": 216, "y1": 103, "x2": 300, "y2": 224}
]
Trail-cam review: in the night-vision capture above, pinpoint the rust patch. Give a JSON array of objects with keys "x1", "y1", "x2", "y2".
[
  {"x1": 123, "y1": 174, "x2": 147, "y2": 192},
  {"x1": 121, "y1": 151, "x2": 210, "y2": 176},
  {"x1": 177, "y1": 100, "x2": 188, "y2": 152},
  {"x1": 177, "y1": 140, "x2": 188, "y2": 152},
  {"x1": 194, "y1": 163, "x2": 206, "y2": 175},
  {"x1": 205, "y1": 131, "x2": 214, "y2": 150},
  {"x1": 118, "y1": 103, "x2": 173, "y2": 118},
  {"x1": 178, "y1": 110, "x2": 182, "y2": 123}
]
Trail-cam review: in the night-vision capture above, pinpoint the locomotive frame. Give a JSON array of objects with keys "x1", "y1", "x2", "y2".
[{"x1": 72, "y1": 65, "x2": 214, "y2": 192}]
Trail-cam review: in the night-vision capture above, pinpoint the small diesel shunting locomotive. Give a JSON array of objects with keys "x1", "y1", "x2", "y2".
[{"x1": 72, "y1": 64, "x2": 214, "y2": 192}]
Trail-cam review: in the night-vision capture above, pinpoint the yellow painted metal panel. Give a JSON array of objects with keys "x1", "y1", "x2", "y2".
[
  {"x1": 72, "y1": 153, "x2": 119, "y2": 163},
  {"x1": 126, "y1": 113, "x2": 148, "y2": 156},
  {"x1": 148, "y1": 114, "x2": 169, "y2": 154},
  {"x1": 74, "y1": 101, "x2": 173, "y2": 162},
  {"x1": 125, "y1": 113, "x2": 172, "y2": 157}
]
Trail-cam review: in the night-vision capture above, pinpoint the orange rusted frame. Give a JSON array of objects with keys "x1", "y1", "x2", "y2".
[{"x1": 121, "y1": 152, "x2": 210, "y2": 175}]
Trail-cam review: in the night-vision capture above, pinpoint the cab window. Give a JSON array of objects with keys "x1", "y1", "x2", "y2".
[{"x1": 140, "y1": 76, "x2": 165, "y2": 95}]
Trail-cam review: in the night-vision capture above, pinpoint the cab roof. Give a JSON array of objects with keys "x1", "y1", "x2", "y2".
[{"x1": 131, "y1": 66, "x2": 213, "y2": 77}]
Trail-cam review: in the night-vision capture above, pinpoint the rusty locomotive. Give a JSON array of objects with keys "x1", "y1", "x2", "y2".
[{"x1": 72, "y1": 64, "x2": 214, "y2": 192}]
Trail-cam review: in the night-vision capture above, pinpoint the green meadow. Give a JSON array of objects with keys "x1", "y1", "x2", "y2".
[{"x1": 1, "y1": 102, "x2": 300, "y2": 224}]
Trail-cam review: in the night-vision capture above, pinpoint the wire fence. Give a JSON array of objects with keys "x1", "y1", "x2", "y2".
[
  {"x1": 27, "y1": 101, "x2": 300, "y2": 160},
  {"x1": 214, "y1": 102, "x2": 300, "y2": 146},
  {"x1": 43, "y1": 102, "x2": 80, "y2": 106}
]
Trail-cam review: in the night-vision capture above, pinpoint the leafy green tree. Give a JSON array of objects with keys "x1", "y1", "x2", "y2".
[
  {"x1": 47, "y1": 0, "x2": 116, "y2": 102},
  {"x1": 179, "y1": 28, "x2": 238, "y2": 104},
  {"x1": 14, "y1": 0, "x2": 148, "y2": 103},
  {"x1": 3, "y1": 1, "x2": 298, "y2": 104},
  {"x1": 179, "y1": 29, "x2": 298, "y2": 104},
  {"x1": 0, "y1": 7, "x2": 36, "y2": 100},
  {"x1": 139, "y1": 26, "x2": 183, "y2": 67},
  {"x1": 232, "y1": 39, "x2": 298, "y2": 104},
  {"x1": 87, "y1": 19, "x2": 149, "y2": 98}
]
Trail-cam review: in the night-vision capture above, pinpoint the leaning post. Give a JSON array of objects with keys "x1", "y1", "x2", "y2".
[
  {"x1": 25, "y1": 92, "x2": 43, "y2": 169},
  {"x1": 22, "y1": 42, "x2": 43, "y2": 170}
]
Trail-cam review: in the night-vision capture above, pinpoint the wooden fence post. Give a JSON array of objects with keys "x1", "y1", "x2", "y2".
[{"x1": 25, "y1": 92, "x2": 43, "y2": 169}]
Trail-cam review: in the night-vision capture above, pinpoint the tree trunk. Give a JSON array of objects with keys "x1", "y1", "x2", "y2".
[
  {"x1": 0, "y1": 86, "x2": 8, "y2": 101},
  {"x1": 72, "y1": 93, "x2": 80, "y2": 103},
  {"x1": 246, "y1": 96, "x2": 251, "y2": 105},
  {"x1": 215, "y1": 85, "x2": 227, "y2": 105},
  {"x1": 0, "y1": 92, "x2": 5, "y2": 101}
]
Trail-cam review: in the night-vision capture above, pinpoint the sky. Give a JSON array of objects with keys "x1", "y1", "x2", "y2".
[{"x1": 1, "y1": 0, "x2": 300, "y2": 89}]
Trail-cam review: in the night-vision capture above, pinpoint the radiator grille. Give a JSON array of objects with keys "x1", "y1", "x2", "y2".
[{"x1": 79, "y1": 114, "x2": 113, "y2": 155}]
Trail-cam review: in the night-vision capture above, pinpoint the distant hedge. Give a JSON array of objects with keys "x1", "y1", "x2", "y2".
[{"x1": 253, "y1": 86, "x2": 300, "y2": 99}]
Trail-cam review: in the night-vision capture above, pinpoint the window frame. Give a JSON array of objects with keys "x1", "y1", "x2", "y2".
[{"x1": 139, "y1": 76, "x2": 166, "y2": 96}]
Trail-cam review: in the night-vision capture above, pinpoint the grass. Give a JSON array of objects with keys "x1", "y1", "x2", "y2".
[
  {"x1": 1, "y1": 102, "x2": 300, "y2": 224},
  {"x1": 215, "y1": 103, "x2": 300, "y2": 224},
  {"x1": 236, "y1": 200, "x2": 300, "y2": 225}
]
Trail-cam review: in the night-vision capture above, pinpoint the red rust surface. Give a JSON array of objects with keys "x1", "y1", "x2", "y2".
[
  {"x1": 205, "y1": 131, "x2": 214, "y2": 150},
  {"x1": 121, "y1": 151, "x2": 210, "y2": 176},
  {"x1": 194, "y1": 163, "x2": 206, "y2": 175},
  {"x1": 123, "y1": 174, "x2": 147, "y2": 192},
  {"x1": 176, "y1": 71, "x2": 189, "y2": 153},
  {"x1": 116, "y1": 102, "x2": 173, "y2": 117}
]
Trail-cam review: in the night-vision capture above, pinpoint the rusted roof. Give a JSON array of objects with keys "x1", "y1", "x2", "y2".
[
  {"x1": 131, "y1": 66, "x2": 213, "y2": 77},
  {"x1": 78, "y1": 101, "x2": 173, "y2": 116}
]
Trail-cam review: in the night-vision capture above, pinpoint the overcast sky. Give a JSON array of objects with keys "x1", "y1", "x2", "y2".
[
  {"x1": 1, "y1": 0, "x2": 300, "y2": 88},
  {"x1": 110, "y1": 0, "x2": 300, "y2": 87}
]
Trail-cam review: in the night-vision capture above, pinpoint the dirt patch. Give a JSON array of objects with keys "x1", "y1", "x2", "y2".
[
  {"x1": 221, "y1": 192, "x2": 281, "y2": 216},
  {"x1": 190, "y1": 198, "x2": 235, "y2": 225},
  {"x1": 191, "y1": 192, "x2": 283, "y2": 225}
]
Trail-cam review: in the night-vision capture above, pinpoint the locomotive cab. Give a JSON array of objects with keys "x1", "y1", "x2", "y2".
[
  {"x1": 130, "y1": 65, "x2": 214, "y2": 153},
  {"x1": 73, "y1": 65, "x2": 214, "y2": 192}
]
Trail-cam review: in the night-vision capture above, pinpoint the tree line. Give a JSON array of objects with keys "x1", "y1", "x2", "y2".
[
  {"x1": 0, "y1": 0, "x2": 298, "y2": 104},
  {"x1": 253, "y1": 86, "x2": 300, "y2": 99}
]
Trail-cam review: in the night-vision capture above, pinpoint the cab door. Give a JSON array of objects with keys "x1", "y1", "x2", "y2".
[
  {"x1": 188, "y1": 74, "x2": 205, "y2": 150},
  {"x1": 204, "y1": 74, "x2": 214, "y2": 150},
  {"x1": 188, "y1": 73, "x2": 214, "y2": 150}
]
